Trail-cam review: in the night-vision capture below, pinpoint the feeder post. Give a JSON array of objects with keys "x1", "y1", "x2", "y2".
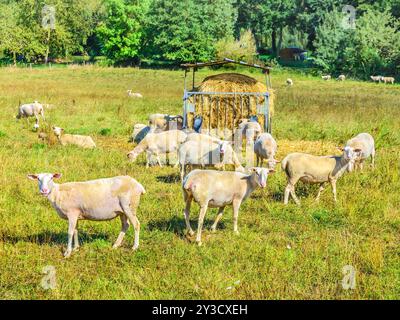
[{"x1": 183, "y1": 68, "x2": 188, "y2": 128}]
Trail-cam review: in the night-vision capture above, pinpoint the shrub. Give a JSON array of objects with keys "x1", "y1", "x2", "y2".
[{"x1": 215, "y1": 29, "x2": 257, "y2": 63}]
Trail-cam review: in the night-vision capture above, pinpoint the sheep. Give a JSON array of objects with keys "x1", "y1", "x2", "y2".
[
  {"x1": 52, "y1": 126, "x2": 96, "y2": 149},
  {"x1": 129, "y1": 123, "x2": 152, "y2": 144},
  {"x1": 281, "y1": 146, "x2": 362, "y2": 205},
  {"x1": 148, "y1": 113, "x2": 183, "y2": 131},
  {"x1": 286, "y1": 78, "x2": 294, "y2": 86},
  {"x1": 337, "y1": 75, "x2": 346, "y2": 81},
  {"x1": 182, "y1": 167, "x2": 274, "y2": 245},
  {"x1": 178, "y1": 138, "x2": 244, "y2": 180},
  {"x1": 127, "y1": 130, "x2": 187, "y2": 167},
  {"x1": 127, "y1": 90, "x2": 143, "y2": 98},
  {"x1": 322, "y1": 75, "x2": 331, "y2": 81},
  {"x1": 254, "y1": 133, "x2": 279, "y2": 169},
  {"x1": 345, "y1": 133, "x2": 375, "y2": 170},
  {"x1": 235, "y1": 119, "x2": 262, "y2": 150},
  {"x1": 16, "y1": 101, "x2": 45, "y2": 126},
  {"x1": 370, "y1": 75, "x2": 383, "y2": 83},
  {"x1": 382, "y1": 77, "x2": 395, "y2": 84},
  {"x1": 27, "y1": 173, "x2": 145, "y2": 258}
]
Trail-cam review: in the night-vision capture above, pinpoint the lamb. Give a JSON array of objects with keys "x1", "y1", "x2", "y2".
[
  {"x1": 52, "y1": 126, "x2": 96, "y2": 149},
  {"x1": 27, "y1": 173, "x2": 145, "y2": 258},
  {"x1": 370, "y1": 75, "x2": 383, "y2": 83},
  {"x1": 382, "y1": 77, "x2": 395, "y2": 84},
  {"x1": 322, "y1": 75, "x2": 331, "y2": 81},
  {"x1": 286, "y1": 78, "x2": 294, "y2": 86},
  {"x1": 254, "y1": 133, "x2": 279, "y2": 169},
  {"x1": 337, "y1": 75, "x2": 346, "y2": 81},
  {"x1": 149, "y1": 113, "x2": 183, "y2": 131},
  {"x1": 16, "y1": 101, "x2": 45, "y2": 125},
  {"x1": 345, "y1": 133, "x2": 375, "y2": 170},
  {"x1": 281, "y1": 146, "x2": 362, "y2": 205},
  {"x1": 127, "y1": 130, "x2": 187, "y2": 167},
  {"x1": 182, "y1": 167, "x2": 274, "y2": 245},
  {"x1": 127, "y1": 90, "x2": 143, "y2": 98},
  {"x1": 178, "y1": 138, "x2": 244, "y2": 180},
  {"x1": 129, "y1": 123, "x2": 152, "y2": 144}
]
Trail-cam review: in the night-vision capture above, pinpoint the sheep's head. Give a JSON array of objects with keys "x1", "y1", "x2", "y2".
[
  {"x1": 27, "y1": 173, "x2": 62, "y2": 197},
  {"x1": 52, "y1": 126, "x2": 64, "y2": 137},
  {"x1": 339, "y1": 146, "x2": 362, "y2": 172},
  {"x1": 248, "y1": 167, "x2": 275, "y2": 188},
  {"x1": 127, "y1": 150, "x2": 139, "y2": 162}
]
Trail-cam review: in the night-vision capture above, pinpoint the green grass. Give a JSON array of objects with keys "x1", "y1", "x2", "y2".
[{"x1": 0, "y1": 66, "x2": 400, "y2": 299}]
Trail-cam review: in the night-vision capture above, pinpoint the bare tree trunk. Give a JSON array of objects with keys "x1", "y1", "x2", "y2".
[
  {"x1": 271, "y1": 29, "x2": 277, "y2": 57},
  {"x1": 13, "y1": 51, "x2": 17, "y2": 66},
  {"x1": 45, "y1": 29, "x2": 51, "y2": 64}
]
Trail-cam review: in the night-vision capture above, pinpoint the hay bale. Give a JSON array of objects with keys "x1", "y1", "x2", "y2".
[{"x1": 187, "y1": 73, "x2": 274, "y2": 134}]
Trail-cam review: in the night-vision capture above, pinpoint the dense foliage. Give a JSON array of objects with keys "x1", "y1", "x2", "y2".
[{"x1": 0, "y1": 0, "x2": 399, "y2": 78}]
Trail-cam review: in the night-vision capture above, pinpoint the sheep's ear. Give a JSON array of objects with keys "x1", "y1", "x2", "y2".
[
  {"x1": 52, "y1": 173, "x2": 62, "y2": 179},
  {"x1": 268, "y1": 169, "x2": 276, "y2": 174},
  {"x1": 27, "y1": 174, "x2": 38, "y2": 181}
]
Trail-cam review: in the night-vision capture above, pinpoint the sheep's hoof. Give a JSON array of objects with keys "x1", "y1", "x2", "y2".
[
  {"x1": 186, "y1": 229, "x2": 195, "y2": 237},
  {"x1": 196, "y1": 241, "x2": 202, "y2": 247},
  {"x1": 132, "y1": 245, "x2": 139, "y2": 251},
  {"x1": 211, "y1": 228, "x2": 217, "y2": 233},
  {"x1": 63, "y1": 250, "x2": 72, "y2": 258},
  {"x1": 234, "y1": 230, "x2": 240, "y2": 235}
]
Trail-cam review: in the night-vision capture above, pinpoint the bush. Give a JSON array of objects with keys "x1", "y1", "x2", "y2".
[{"x1": 215, "y1": 30, "x2": 257, "y2": 63}]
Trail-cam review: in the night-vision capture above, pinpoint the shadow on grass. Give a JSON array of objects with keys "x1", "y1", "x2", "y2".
[
  {"x1": 1, "y1": 230, "x2": 110, "y2": 246},
  {"x1": 147, "y1": 215, "x2": 226, "y2": 238},
  {"x1": 156, "y1": 173, "x2": 180, "y2": 184}
]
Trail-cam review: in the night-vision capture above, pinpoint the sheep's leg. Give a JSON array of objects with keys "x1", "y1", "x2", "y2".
[
  {"x1": 112, "y1": 215, "x2": 130, "y2": 249},
  {"x1": 285, "y1": 182, "x2": 300, "y2": 205},
  {"x1": 290, "y1": 186, "x2": 301, "y2": 206},
  {"x1": 64, "y1": 216, "x2": 78, "y2": 258},
  {"x1": 284, "y1": 184, "x2": 291, "y2": 205},
  {"x1": 371, "y1": 149, "x2": 376, "y2": 168},
  {"x1": 211, "y1": 207, "x2": 224, "y2": 233},
  {"x1": 315, "y1": 183, "x2": 326, "y2": 202},
  {"x1": 331, "y1": 180, "x2": 337, "y2": 202},
  {"x1": 73, "y1": 229, "x2": 80, "y2": 251},
  {"x1": 183, "y1": 193, "x2": 194, "y2": 236},
  {"x1": 156, "y1": 153, "x2": 163, "y2": 167},
  {"x1": 196, "y1": 204, "x2": 208, "y2": 246},
  {"x1": 121, "y1": 203, "x2": 140, "y2": 250},
  {"x1": 232, "y1": 199, "x2": 242, "y2": 234},
  {"x1": 256, "y1": 155, "x2": 260, "y2": 167},
  {"x1": 359, "y1": 160, "x2": 364, "y2": 171},
  {"x1": 41, "y1": 109, "x2": 45, "y2": 121},
  {"x1": 146, "y1": 152, "x2": 151, "y2": 168}
]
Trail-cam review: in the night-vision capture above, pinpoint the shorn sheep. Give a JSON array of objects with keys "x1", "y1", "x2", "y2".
[
  {"x1": 27, "y1": 173, "x2": 145, "y2": 258},
  {"x1": 381, "y1": 77, "x2": 395, "y2": 84},
  {"x1": 127, "y1": 130, "x2": 187, "y2": 167},
  {"x1": 281, "y1": 146, "x2": 362, "y2": 205},
  {"x1": 182, "y1": 167, "x2": 274, "y2": 245},
  {"x1": 16, "y1": 101, "x2": 45, "y2": 126},
  {"x1": 337, "y1": 75, "x2": 346, "y2": 81},
  {"x1": 370, "y1": 76, "x2": 383, "y2": 83},
  {"x1": 254, "y1": 133, "x2": 279, "y2": 169},
  {"x1": 127, "y1": 90, "x2": 143, "y2": 98},
  {"x1": 52, "y1": 126, "x2": 96, "y2": 149},
  {"x1": 322, "y1": 75, "x2": 331, "y2": 81},
  {"x1": 345, "y1": 133, "x2": 375, "y2": 170}
]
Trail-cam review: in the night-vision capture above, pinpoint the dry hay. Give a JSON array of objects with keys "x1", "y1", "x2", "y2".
[{"x1": 187, "y1": 73, "x2": 275, "y2": 135}]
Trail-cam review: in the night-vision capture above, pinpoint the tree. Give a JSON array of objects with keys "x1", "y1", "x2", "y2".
[{"x1": 96, "y1": 0, "x2": 148, "y2": 65}]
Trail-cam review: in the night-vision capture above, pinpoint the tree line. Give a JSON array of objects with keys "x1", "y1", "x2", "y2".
[{"x1": 0, "y1": 0, "x2": 399, "y2": 79}]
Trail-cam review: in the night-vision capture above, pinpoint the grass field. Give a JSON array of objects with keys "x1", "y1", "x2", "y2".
[{"x1": 0, "y1": 66, "x2": 399, "y2": 299}]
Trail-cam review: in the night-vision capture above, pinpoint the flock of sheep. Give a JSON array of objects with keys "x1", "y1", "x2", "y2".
[
  {"x1": 17, "y1": 89, "x2": 376, "y2": 257},
  {"x1": 286, "y1": 74, "x2": 396, "y2": 86}
]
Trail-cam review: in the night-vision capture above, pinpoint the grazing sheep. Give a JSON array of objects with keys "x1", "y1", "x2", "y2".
[
  {"x1": 129, "y1": 123, "x2": 152, "y2": 144},
  {"x1": 382, "y1": 77, "x2": 395, "y2": 84},
  {"x1": 16, "y1": 101, "x2": 45, "y2": 125},
  {"x1": 235, "y1": 119, "x2": 262, "y2": 150},
  {"x1": 127, "y1": 90, "x2": 143, "y2": 98},
  {"x1": 286, "y1": 78, "x2": 294, "y2": 86},
  {"x1": 149, "y1": 113, "x2": 183, "y2": 131},
  {"x1": 52, "y1": 126, "x2": 96, "y2": 149},
  {"x1": 178, "y1": 139, "x2": 244, "y2": 180},
  {"x1": 127, "y1": 130, "x2": 187, "y2": 167},
  {"x1": 322, "y1": 75, "x2": 331, "y2": 81},
  {"x1": 370, "y1": 75, "x2": 383, "y2": 83},
  {"x1": 27, "y1": 173, "x2": 145, "y2": 258},
  {"x1": 345, "y1": 133, "x2": 375, "y2": 170},
  {"x1": 182, "y1": 167, "x2": 274, "y2": 245},
  {"x1": 281, "y1": 146, "x2": 362, "y2": 205},
  {"x1": 254, "y1": 133, "x2": 279, "y2": 169},
  {"x1": 337, "y1": 75, "x2": 346, "y2": 81}
]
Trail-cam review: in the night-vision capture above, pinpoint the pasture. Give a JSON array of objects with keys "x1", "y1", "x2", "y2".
[{"x1": 0, "y1": 66, "x2": 399, "y2": 299}]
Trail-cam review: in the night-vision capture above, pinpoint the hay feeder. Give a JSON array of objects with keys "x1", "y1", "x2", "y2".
[{"x1": 181, "y1": 58, "x2": 273, "y2": 137}]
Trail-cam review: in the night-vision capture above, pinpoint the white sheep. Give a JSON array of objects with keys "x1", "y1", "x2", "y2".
[
  {"x1": 178, "y1": 138, "x2": 244, "y2": 180},
  {"x1": 127, "y1": 130, "x2": 187, "y2": 167},
  {"x1": 322, "y1": 75, "x2": 331, "y2": 81},
  {"x1": 337, "y1": 74, "x2": 346, "y2": 81},
  {"x1": 127, "y1": 90, "x2": 143, "y2": 98},
  {"x1": 149, "y1": 113, "x2": 183, "y2": 131},
  {"x1": 345, "y1": 133, "x2": 375, "y2": 170},
  {"x1": 254, "y1": 133, "x2": 279, "y2": 169},
  {"x1": 16, "y1": 101, "x2": 45, "y2": 125},
  {"x1": 281, "y1": 146, "x2": 362, "y2": 205},
  {"x1": 370, "y1": 75, "x2": 383, "y2": 83},
  {"x1": 52, "y1": 126, "x2": 96, "y2": 149},
  {"x1": 286, "y1": 78, "x2": 294, "y2": 86},
  {"x1": 27, "y1": 173, "x2": 145, "y2": 258},
  {"x1": 182, "y1": 167, "x2": 274, "y2": 245},
  {"x1": 382, "y1": 77, "x2": 395, "y2": 84}
]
